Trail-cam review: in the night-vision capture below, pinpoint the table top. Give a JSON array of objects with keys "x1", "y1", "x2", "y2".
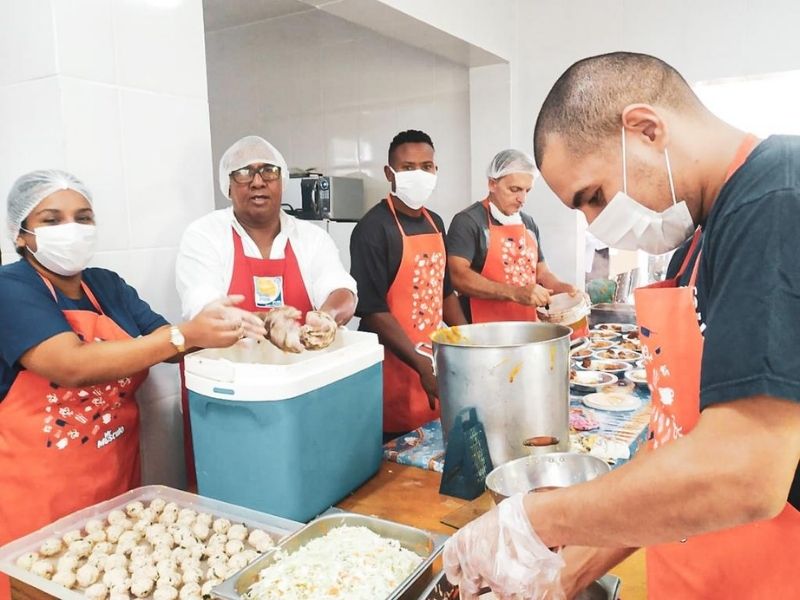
[{"x1": 384, "y1": 390, "x2": 652, "y2": 473}]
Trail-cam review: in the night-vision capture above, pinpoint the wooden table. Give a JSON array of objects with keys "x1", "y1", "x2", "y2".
[
  {"x1": 339, "y1": 462, "x2": 647, "y2": 600},
  {"x1": 10, "y1": 462, "x2": 647, "y2": 599}
]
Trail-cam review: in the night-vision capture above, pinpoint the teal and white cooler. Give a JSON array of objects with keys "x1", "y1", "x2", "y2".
[{"x1": 184, "y1": 330, "x2": 384, "y2": 522}]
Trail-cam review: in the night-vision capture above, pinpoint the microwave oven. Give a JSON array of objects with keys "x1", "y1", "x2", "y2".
[{"x1": 283, "y1": 176, "x2": 365, "y2": 220}]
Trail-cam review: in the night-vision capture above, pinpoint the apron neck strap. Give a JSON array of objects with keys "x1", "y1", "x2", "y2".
[
  {"x1": 385, "y1": 195, "x2": 439, "y2": 236},
  {"x1": 684, "y1": 134, "x2": 759, "y2": 288},
  {"x1": 38, "y1": 273, "x2": 104, "y2": 314},
  {"x1": 724, "y1": 133, "x2": 760, "y2": 181}
]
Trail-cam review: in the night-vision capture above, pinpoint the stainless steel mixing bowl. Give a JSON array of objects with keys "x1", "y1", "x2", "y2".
[{"x1": 485, "y1": 452, "x2": 611, "y2": 503}]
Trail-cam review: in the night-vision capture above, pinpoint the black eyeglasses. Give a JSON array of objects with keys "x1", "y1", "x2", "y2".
[{"x1": 229, "y1": 164, "x2": 281, "y2": 184}]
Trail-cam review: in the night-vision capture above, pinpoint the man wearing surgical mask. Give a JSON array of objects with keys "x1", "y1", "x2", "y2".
[
  {"x1": 443, "y1": 53, "x2": 799, "y2": 600},
  {"x1": 447, "y1": 149, "x2": 577, "y2": 324},
  {"x1": 350, "y1": 130, "x2": 466, "y2": 441}
]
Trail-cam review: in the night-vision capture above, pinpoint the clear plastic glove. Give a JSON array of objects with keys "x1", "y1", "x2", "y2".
[
  {"x1": 183, "y1": 295, "x2": 266, "y2": 348},
  {"x1": 300, "y1": 310, "x2": 337, "y2": 350},
  {"x1": 260, "y1": 306, "x2": 304, "y2": 353},
  {"x1": 444, "y1": 493, "x2": 565, "y2": 600}
]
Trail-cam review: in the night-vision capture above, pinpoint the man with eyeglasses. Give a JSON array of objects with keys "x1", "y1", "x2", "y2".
[
  {"x1": 176, "y1": 136, "x2": 357, "y2": 480},
  {"x1": 177, "y1": 135, "x2": 357, "y2": 339}
]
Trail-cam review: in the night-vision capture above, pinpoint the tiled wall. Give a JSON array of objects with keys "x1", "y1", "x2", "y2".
[
  {"x1": 0, "y1": 0, "x2": 214, "y2": 488},
  {"x1": 205, "y1": 9, "x2": 471, "y2": 226}
]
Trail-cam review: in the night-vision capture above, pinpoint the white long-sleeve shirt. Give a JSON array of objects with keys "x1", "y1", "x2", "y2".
[{"x1": 176, "y1": 207, "x2": 357, "y2": 319}]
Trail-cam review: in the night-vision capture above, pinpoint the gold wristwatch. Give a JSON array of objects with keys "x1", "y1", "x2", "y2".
[{"x1": 169, "y1": 325, "x2": 186, "y2": 353}]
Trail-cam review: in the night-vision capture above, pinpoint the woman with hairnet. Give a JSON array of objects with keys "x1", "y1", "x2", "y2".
[
  {"x1": 0, "y1": 170, "x2": 265, "y2": 600},
  {"x1": 175, "y1": 135, "x2": 357, "y2": 481},
  {"x1": 446, "y1": 149, "x2": 576, "y2": 323}
]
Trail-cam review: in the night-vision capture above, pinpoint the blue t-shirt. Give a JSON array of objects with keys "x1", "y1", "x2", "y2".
[
  {"x1": 667, "y1": 134, "x2": 800, "y2": 509},
  {"x1": 0, "y1": 260, "x2": 169, "y2": 401}
]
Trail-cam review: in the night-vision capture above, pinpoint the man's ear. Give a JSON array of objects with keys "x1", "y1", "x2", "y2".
[{"x1": 621, "y1": 103, "x2": 670, "y2": 151}]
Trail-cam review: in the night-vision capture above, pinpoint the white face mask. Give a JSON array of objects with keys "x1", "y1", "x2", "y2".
[
  {"x1": 587, "y1": 128, "x2": 695, "y2": 255},
  {"x1": 389, "y1": 167, "x2": 437, "y2": 210},
  {"x1": 489, "y1": 200, "x2": 523, "y2": 225},
  {"x1": 22, "y1": 223, "x2": 97, "y2": 276}
]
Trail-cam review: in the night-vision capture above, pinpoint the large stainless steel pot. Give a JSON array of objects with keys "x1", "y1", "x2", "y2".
[{"x1": 417, "y1": 322, "x2": 572, "y2": 466}]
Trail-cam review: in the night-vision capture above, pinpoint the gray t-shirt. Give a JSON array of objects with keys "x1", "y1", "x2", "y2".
[
  {"x1": 446, "y1": 201, "x2": 545, "y2": 272},
  {"x1": 446, "y1": 201, "x2": 545, "y2": 321}
]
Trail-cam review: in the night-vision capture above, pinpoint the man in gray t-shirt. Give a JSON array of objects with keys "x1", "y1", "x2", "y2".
[{"x1": 446, "y1": 149, "x2": 576, "y2": 323}]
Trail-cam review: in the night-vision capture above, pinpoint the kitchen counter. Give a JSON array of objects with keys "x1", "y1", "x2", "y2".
[{"x1": 339, "y1": 462, "x2": 647, "y2": 600}]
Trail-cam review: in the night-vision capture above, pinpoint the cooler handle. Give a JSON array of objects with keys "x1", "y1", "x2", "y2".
[{"x1": 413, "y1": 342, "x2": 436, "y2": 375}]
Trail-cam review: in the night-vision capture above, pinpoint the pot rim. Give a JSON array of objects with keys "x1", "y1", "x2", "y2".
[{"x1": 430, "y1": 322, "x2": 573, "y2": 349}]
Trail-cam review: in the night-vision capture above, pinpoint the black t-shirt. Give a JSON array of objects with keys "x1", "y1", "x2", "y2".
[
  {"x1": 446, "y1": 201, "x2": 545, "y2": 321},
  {"x1": 350, "y1": 198, "x2": 454, "y2": 317},
  {"x1": 666, "y1": 135, "x2": 800, "y2": 510}
]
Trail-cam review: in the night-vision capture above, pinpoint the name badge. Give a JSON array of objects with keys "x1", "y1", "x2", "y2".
[{"x1": 254, "y1": 276, "x2": 284, "y2": 309}]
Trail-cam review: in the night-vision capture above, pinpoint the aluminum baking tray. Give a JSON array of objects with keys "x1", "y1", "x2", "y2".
[
  {"x1": 416, "y1": 570, "x2": 621, "y2": 600},
  {"x1": 0, "y1": 485, "x2": 303, "y2": 600},
  {"x1": 214, "y1": 512, "x2": 448, "y2": 600}
]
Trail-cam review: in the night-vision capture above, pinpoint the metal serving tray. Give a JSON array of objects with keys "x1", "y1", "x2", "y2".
[
  {"x1": 416, "y1": 571, "x2": 621, "y2": 600},
  {"x1": 0, "y1": 485, "x2": 302, "y2": 600},
  {"x1": 213, "y1": 512, "x2": 448, "y2": 600}
]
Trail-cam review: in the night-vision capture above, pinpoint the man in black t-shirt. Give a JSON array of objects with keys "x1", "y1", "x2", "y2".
[
  {"x1": 444, "y1": 53, "x2": 800, "y2": 600},
  {"x1": 350, "y1": 130, "x2": 466, "y2": 440}
]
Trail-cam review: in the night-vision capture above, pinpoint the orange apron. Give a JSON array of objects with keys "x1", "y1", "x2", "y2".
[
  {"x1": 180, "y1": 226, "x2": 314, "y2": 487},
  {"x1": 0, "y1": 277, "x2": 147, "y2": 600},
  {"x1": 635, "y1": 135, "x2": 800, "y2": 599},
  {"x1": 470, "y1": 199, "x2": 540, "y2": 324},
  {"x1": 383, "y1": 196, "x2": 445, "y2": 432}
]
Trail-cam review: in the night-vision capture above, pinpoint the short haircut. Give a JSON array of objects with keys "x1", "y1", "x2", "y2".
[
  {"x1": 388, "y1": 130, "x2": 435, "y2": 164},
  {"x1": 533, "y1": 52, "x2": 704, "y2": 167}
]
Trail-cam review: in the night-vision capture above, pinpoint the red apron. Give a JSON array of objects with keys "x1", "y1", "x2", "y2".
[
  {"x1": 383, "y1": 196, "x2": 446, "y2": 432},
  {"x1": 0, "y1": 277, "x2": 146, "y2": 600},
  {"x1": 180, "y1": 226, "x2": 314, "y2": 485},
  {"x1": 470, "y1": 199, "x2": 540, "y2": 324},
  {"x1": 635, "y1": 135, "x2": 800, "y2": 599}
]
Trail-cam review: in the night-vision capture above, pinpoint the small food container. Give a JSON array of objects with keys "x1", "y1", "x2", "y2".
[
  {"x1": 213, "y1": 512, "x2": 447, "y2": 600},
  {"x1": 579, "y1": 359, "x2": 631, "y2": 375},
  {"x1": 625, "y1": 368, "x2": 648, "y2": 388},
  {"x1": 485, "y1": 453, "x2": 611, "y2": 503},
  {"x1": 0, "y1": 486, "x2": 302, "y2": 600},
  {"x1": 538, "y1": 293, "x2": 590, "y2": 340},
  {"x1": 570, "y1": 370, "x2": 618, "y2": 392},
  {"x1": 416, "y1": 571, "x2": 621, "y2": 600},
  {"x1": 592, "y1": 348, "x2": 642, "y2": 363}
]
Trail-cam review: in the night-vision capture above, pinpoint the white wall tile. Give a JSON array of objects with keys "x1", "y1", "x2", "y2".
[
  {"x1": 52, "y1": 0, "x2": 116, "y2": 83},
  {"x1": 320, "y1": 41, "x2": 360, "y2": 111},
  {"x1": 119, "y1": 89, "x2": 214, "y2": 250},
  {"x1": 0, "y1": 0, "x2": 56, "y2": 86},
  {"x1": 323, "y1": 109, "x2": 361, "y2": 176},
  {"x1": 113, "y1": 0, "x2": 208, "y2": 98},
  {"x1": 137, "y1": 377, "x2": 186, "y2": 488},
  {"x1": 60, "y1": 78, "x2": 129, "y2": 252},
  {"x1": 0, "y1": 78, "x2": 65, "y2": 260}
]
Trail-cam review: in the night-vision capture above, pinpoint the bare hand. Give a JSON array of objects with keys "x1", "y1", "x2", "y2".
[
  {"x1": 416, "y1": 358, "x2": 439, "y2": 410},
  {"x1": 182, "y1": 295, "x2": 266, "y2": 349},
  {"x1": 300, "y1": 310, "x2": 338, "y2": 350},
  {"x1": 262, "y1": 306, "x2": 304, "y2": 353},
  {"x1": 514, "y1": 284, "x2": 554, "y2": 307}
]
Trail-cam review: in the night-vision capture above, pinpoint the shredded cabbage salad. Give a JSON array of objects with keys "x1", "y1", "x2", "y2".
[{"x1": 244, "y1": 525, "x2": 423, "y2": 599}]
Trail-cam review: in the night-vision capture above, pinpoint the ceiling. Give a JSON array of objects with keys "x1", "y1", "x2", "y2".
[{"x1": 202, "y1": 0, "x2": 313, "y2": 32}]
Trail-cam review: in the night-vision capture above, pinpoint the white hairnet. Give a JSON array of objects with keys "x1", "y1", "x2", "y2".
[
  {"x1": 6, "y1": 169, "x2": 93, "y2": 239},
  {"x1": 486, "y1": 149, "x2": 538, "y2": 180},
  {"x1": 218, "y1": 135, "x2": 289, "y2": 198}
]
